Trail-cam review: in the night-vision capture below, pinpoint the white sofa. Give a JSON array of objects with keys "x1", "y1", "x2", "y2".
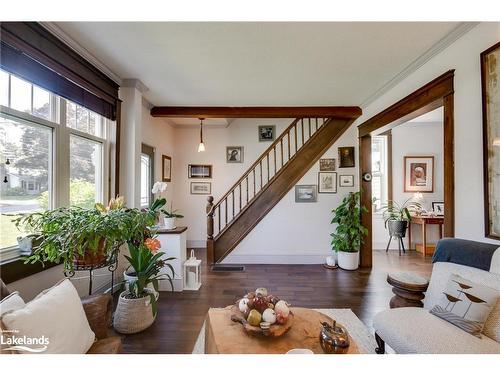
[{"x1": 373, "y1": 261, "x2": 500, "y2": 354}]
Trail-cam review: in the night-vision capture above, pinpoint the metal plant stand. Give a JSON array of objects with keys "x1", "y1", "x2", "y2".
[
  {"x1": 385, "y1": 234, "x2": 406, "y2": 256},
  {"x1": 64, "y1": 249, "x2": 119, "y2": 296}
]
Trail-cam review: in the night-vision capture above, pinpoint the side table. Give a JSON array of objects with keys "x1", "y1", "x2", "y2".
[{"x1": 387, "y1": 272, "x2": 429, "y2": 308}]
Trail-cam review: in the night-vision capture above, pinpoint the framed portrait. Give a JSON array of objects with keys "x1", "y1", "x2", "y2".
[
  {"x1": 319, "y1": 158, "x2": 336, "y2": 171},
  {"x1": 481, "y1": 41, "x2": 500, "y2": 239},
  {"x1": 190, "y1": 182, "x2": 211, "y2": 195},
  {"x1": 226, "y1": 146, "x2": 244, "y2": 163},
  {"x1": 404, "y1": 156, "x2": 434, "y2": 192},
  {"x1": 258, "y1": 125, "x2": 276, "y2": 142},
  {"x1": 339, "y1": 174, "x2": 354, "y2": 187},
  {"x1": 432, "y1": 202, "x2": 445, "y2": 216},
  {"x1": 162, "y1": 155, "x2": 171, "y2": 182},
  {"x1": 318, "y1": 172, "x2": 337, "y2": 194},
  {"x1": 295, "y1": 185, "x2": 317, "y2": 203},
  {"x1": 338, "y1": 147, "x2": 355, "y2": 168},
  {"x1": 188, "y1": 164, "x2": 212, "y2": 179}
]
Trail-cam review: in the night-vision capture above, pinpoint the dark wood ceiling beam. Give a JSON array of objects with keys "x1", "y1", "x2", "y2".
[{"x1": 150, "y1": 106, "x2": 361, "y2": 119}]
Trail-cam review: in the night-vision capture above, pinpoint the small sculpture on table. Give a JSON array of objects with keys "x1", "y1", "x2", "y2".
[{"x1": 319, "y1": 320, "x2": 350, "y2": 354}]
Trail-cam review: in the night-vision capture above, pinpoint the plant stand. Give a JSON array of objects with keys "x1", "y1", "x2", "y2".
[
  {"x1": 385, "y1": 235, "x2": 406, "y2": 256},
  {"x1": 64, "y1": 249, "x2": 119, "y2": 296}
]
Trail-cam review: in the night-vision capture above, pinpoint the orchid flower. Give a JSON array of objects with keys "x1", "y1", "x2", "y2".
[{"x1": 152, "y1": 181, "x2": 168, "y2": 195}]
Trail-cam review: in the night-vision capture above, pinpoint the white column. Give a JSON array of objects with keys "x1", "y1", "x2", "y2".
[{"x1": 118, "y1": 79, "x2": 148, "y2": 208}]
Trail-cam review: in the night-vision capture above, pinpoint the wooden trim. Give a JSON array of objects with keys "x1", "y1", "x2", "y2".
[
  {"x1": 358, "y1": 71, "x2": 455, "y2": 267},
  {"x1": 150, "y1": 106, "x2": 361, "y2": 119},
  {"x1": 114, "y1": 101, "x2": 121, "y2": 197},
  {"x1": 403, "y1": 155, "x2": 435, "y2": 193},
  {"x1": 0, "y1": 259, "x2": 59, "y2": 284},
  {"x1": 358, "y1": 70, "x2": 454, "y2": 137},
  {"x1": 385, "y1": 130, "x2": 393, "y2": 202},
  {"x1": 162, "y1": 155, "x2": 172, "y2": 182},
  {"x1": 481, "y1": 41, "x2": 500, "y2": 240}
]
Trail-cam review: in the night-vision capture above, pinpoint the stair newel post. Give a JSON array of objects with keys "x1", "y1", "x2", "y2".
[{"x1": 206, "y1": 196, "x2": 215, "y2": 264}]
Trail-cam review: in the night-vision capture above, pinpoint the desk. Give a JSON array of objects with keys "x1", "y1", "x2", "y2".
[{"x1": 408, "y1": 215, "x2": 444, "y2": 256}]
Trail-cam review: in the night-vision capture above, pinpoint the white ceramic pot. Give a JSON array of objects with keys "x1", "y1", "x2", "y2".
[
  {"x1": 326, "y1": 255, "x2": 336, "y2": 267},
  {"x1": 123, "y1": 270, "x2": 159, "y2": 300},
  {"x1": 337, "y1": 251, "x2": 359, "y2": 270},
  {"x1": 164, "y1": 217, "x2": 176, "y2": 230}
]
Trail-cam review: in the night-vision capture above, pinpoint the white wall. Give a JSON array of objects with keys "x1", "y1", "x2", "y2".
[
  {"x1": 373, "y1": 121, "x2": 444, "y2": 250},
  {"x1": 359, "y1": 22, "x2": 500, "y2": 247}
]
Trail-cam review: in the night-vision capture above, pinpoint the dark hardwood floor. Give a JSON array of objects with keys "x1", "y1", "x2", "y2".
[{"x1": 116, "y1": 248, "x2": 432, "y2": 354}]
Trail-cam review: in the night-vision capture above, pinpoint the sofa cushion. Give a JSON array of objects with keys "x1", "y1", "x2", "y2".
[{"x1": 373, "y1": 307, "x2": 500, "y2": 354}]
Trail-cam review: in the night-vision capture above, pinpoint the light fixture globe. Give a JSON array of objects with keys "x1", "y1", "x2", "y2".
[{"x1": 197, "y1": 118, "x2": 206, "y2": 152}]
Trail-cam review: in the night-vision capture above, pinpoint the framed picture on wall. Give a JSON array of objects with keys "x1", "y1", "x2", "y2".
[
  {"x1": 319, "y1": 158, "x2": 336, "y2": 171},
  {"x1": 404, "y1": 156, "x2": 434, "y2": 192},
  {"x1": 226, "y1": 146, "x2": 244, "y2": 163},
  {"x1": 190, "y1": 182, "x2": 211, "y2": 195},
  {"x1": 339, "y1": 174, "x2": 355, "y2": 187},
  {"x1": 188, "y1": 164, "x2": 212, "y2": 178},
  {"x1": 481, "y1": 41, "x2": 500, "y2": 239},
  {"x1": 258, "y1": 125, "x2": 276, "y2": 142},
  {"x1": 162, "y1": 155, "x2": 171, "y2": 182},
  {"x1": 318, "y1": 172, "x2": 337, "y2": 193},
  {"x1": 295, "y1": 185, "x2": 317, "y2": 203},
  {"x1": 338, "y1": 147, "x2": 355, "y2": 168}
]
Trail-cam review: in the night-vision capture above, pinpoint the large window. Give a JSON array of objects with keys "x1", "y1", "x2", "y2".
[
  {"x1": 0, "y1": 69, "x2": 112, "y2": 261},
  {"x1": 372, "y1": 135, "x2": 389, "y2": 212},
  {"x1": 140, "y1": 144, "x2": 154, "y2": 209}
]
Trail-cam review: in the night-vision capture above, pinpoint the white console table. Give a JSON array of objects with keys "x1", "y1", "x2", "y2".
[{"x1": 156, "y1": 226, "x2": 187, "y2": 292}]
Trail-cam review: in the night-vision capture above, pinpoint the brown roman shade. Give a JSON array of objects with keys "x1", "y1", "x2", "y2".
[{"x1": 0, "y1": 22, "x2": 120, "y2": 120}]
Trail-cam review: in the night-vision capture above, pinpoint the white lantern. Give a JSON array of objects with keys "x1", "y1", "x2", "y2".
[{"x1": 183, "y1": 251, "x2": 202, "y2": 290}]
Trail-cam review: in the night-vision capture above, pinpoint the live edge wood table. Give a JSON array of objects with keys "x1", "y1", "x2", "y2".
[
  {"x1": 408, "y1": 215, "x2": 444, "y2": 256},
  {"x1": 387, "y1": 272, "x2": 429, "y2": 308},
  {"x1": 204, "y1": 307, "x2": 360, "y2": 354}
]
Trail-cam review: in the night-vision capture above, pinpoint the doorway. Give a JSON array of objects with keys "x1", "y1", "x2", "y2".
[{"x1": 358, "y1": 70, "x2": 455, "y2": 267}]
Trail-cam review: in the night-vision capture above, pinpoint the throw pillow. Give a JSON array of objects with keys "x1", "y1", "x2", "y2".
[
  {"x1": 1, "y1": 292, "x2": 26, "y2": 354},
  {"x1": 430, "y1": 274, "x2": 500, "y2": 337},
  {"x1": 1, "y1": 279, "x2": 95, "y2": 354}
]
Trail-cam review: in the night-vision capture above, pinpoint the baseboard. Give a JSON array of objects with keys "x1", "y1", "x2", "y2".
[
  {"x1": 222, "y1": 253, "x2": 329, "y2": 264},
  {"x1": 187, "y1": 240, "x2": 206, "y2": 249}
]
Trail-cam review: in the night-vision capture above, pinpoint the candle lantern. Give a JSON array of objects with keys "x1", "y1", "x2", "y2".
[{"x1": 183, "y1": 250, "x2": 202, "y2": 290}]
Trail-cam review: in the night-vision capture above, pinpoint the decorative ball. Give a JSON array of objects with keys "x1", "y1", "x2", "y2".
[
  {"x1": 274, "y1": 300, "x2": 290, "y2": 318},
  {"x1": 255, "y1": 287, "x2": 268, "y2": 297},
  {"x1": 238, "y1": 298, "x2": 249, "y2": 314},
  {"x1": 262, "y1": 308, "x2": 277, "y2": 324}
]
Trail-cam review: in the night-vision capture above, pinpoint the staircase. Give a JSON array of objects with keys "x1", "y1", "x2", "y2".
[{"x1": 206, "y1": 114, "x2": 360, "y2": 264}]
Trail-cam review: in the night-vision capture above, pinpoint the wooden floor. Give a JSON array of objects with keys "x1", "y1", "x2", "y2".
[{"x1": 117, "y1": 249, "x2": 432, "y2": 354}]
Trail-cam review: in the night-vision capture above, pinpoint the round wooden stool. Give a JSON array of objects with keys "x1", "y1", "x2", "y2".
[{"x1": 387, "y1": 272, "x2": 429, "y2": 308}]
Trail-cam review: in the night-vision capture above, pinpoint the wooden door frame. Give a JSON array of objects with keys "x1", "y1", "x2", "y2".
[{"x1": 357, "y1": 70, "x2": 455, "y2": 268}]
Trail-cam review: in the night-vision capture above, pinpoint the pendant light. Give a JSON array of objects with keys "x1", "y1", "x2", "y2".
[{"x1": 197, "y1": 118, "x2": 206, "y2": 152}]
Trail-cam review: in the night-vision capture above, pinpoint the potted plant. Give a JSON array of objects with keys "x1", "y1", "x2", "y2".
[
  {"x1": 382, "y1": 198, "x2": 421, "y2": 239},
  {"x1": 161, "y1": 203, "x2": 184, "y2": 230},
  {"x1": 114, "y1": 240, "x2": 175, "y2": 334},
  {"x1": 152, "y1": 181, "x2": 168, "y2": 226},
  {"x1": 330, "y1": 191, "x2": 368, "y2": 270}
]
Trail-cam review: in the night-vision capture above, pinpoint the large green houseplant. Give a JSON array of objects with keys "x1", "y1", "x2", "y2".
[{"x1": 330, "y1": 191, "x2": 368, "y2": 270}]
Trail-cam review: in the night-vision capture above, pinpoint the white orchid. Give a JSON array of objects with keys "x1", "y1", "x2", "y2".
[{"x1": 152, "y1": 181, "x2": 168, "y2": 194}]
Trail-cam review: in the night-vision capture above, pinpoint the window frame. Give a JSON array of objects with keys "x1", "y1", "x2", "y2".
[
  {"x1": 371, "y1": 134, "x2": 390, "y2": 213},
  {"x1": 140, "y1": 143, "x2": 155, "y2": 209}
]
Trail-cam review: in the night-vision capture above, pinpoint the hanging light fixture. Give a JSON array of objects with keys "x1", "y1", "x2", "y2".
[{"x1": 197, "y1": 118, "x2": 206, "y2": 152}]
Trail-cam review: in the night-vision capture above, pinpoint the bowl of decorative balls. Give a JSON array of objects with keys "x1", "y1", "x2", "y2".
[{"x1": 230, "y1": 287, "x2": 293, "y2": 337}]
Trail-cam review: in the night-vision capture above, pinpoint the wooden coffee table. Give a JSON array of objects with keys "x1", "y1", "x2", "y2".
[
  {"x1": 387, "y1": 272, "x2": 429, "y2": 308},
  {"x1": 204, "y1": 306, "x2": 360, "y2": 354}
]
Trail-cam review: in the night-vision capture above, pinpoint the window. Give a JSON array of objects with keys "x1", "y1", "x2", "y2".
[
  {"x1": 140, "y1": 144, "x2": 154, "y2": 209},
  {"x1": 372, "y1": 135, "x2": 389, "y2": 211},
  {"x1": 0, "y1": 69, "x2": 113, "y2": 262}
]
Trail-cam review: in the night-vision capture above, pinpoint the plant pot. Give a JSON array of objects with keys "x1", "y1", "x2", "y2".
[
  {"x1": 387, "y1": 220, "x2": 408, "y2": 238},
  {"x1": 164, "y1": 217, "x2": 176, "y2": 230},
  {"x1": 73, "y1": 238, "x2": 107, "y2": 268},
  {"x1": 326, "y1": 255, "x2": 336, "y2": 267},
  {"x1": 123, "y1": 270, "x2": 159, "y2": 300},
  {"x1": 17, "y1": 234, "x2": 43, "y2": 256},
  {"x1": 337, "y1": 251, "x2": 359, "y2": 270},
  {"x1": 113, "y1": 290, "x2": 156, "y2": 334}
]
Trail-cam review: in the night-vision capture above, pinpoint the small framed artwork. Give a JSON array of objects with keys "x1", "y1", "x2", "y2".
[
  {"x1": 226, "y1": 146, "x2": 244, "y2": 163},
  {"x1": 258, "y1": 125, "x2": 276, "y2": 142},
  {"x1": 318, "y1": 172, "x2": 337, "y2": 194},
  {"x1": 338, "y1": 147, "x2": 355, "y2": 168},
  {"x1": 432, "y1": 202, "x2": 445, "y2": 216},
  {"x1": 339, "y1": 175, "x2": 354, "y2": 187},
  {"x1": 188, "y1": 164, "x2": 212, "y2": 179},
  {"x1": 295, "y1": 185, "x2": 317, "y2": 203},
  {"x1": 319, "y1": 158, "x2": 336, "y2": 171},
  {"x1": 162, "y1": 155, "x2": 172, "y2": 182},
  {"x1": 404, "y1": 156, "x2": 434, "y2": 192},
  {"x1": 190, "y1": 182, "x2": 211, "y2": 195}
]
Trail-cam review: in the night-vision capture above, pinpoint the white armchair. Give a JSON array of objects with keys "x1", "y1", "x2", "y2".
[{"x1": 373, "y1": 240, "x2": 500, "y2": 354}]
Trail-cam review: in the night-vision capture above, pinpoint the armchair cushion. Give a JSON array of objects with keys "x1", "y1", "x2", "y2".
[
  {"x1": 374, "y1": 307, "x2": 500, "y2": 354},
  {"x1": 81, "y1": 294, "x2": 113, "y2": 340}
]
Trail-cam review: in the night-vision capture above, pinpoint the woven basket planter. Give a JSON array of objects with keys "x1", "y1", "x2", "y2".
[{"x1": 113, "y1": 290, "x2": 155, "y2": 334}]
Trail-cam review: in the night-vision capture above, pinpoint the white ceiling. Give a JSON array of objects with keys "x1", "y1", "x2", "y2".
[{"x1": 53, "y1": 22, "x2": 465, "y2": 108}]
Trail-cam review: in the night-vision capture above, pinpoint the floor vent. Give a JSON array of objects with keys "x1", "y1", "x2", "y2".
[{"x1": 211, "y1": 265, "x2": 245, "y2": 272}]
